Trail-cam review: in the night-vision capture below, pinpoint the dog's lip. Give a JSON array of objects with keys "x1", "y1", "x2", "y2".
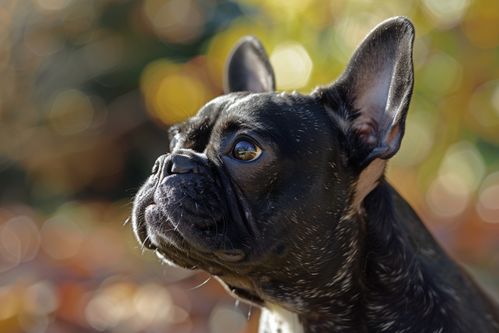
[
  {"x1": 153, "y1": 242, "x2": 245, "y2": 276},
  {"x1": 230, "y1": 286, "x2": 264, "y2": 305},
  {"x1": 154, "y1": 248, "x2": 199, "y2": 270},
  {"x1": 132, "y1": 192, "x2": 157, "y2": 251},
  {"x1": 213, "y1": 249, "x2": 246, "y2": 262}
]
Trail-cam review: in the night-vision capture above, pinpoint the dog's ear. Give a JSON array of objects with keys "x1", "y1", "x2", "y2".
[
  {"x1": 319, "y1": 17, "x2": 414, "y2": 169},
  {"x1": 224, "y1": 36, "x2": 276, "y2": 93}
]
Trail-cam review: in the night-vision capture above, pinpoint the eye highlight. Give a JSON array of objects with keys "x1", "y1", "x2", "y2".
[{"x1": 232, "y1": 139, "x2": 262, "y2": 161}]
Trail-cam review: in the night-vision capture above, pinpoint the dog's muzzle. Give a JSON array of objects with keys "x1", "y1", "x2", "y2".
[{"x1": 132, "y1": 150, "x2": 253, "y2": 265}]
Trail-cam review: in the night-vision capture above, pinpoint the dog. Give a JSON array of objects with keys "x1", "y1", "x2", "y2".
[{"x1": 132, "y1": 17, "x2": 499, "y2": 332}]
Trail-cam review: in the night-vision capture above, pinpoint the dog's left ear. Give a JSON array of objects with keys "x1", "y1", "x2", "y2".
[
  {"x1": 318, "y1": 17, "x2": 414, "y2": 169},
  {"x1": 224, "y1": 36, "x2": 276, "y2": 93}
]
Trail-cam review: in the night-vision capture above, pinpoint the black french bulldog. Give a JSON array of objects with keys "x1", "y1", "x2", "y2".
[{"x1": 132, "y1": 17, "x2": 499, "y2": 333}]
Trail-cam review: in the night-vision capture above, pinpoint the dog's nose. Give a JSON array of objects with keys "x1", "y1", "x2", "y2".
[{"x1": 166, "y1": 154, "x2": 199, "y2": 174}]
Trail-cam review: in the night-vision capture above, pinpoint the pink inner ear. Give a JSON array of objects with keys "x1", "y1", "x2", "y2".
[{"x1": 353, "y1": 121, "x2": 378, "y2": 146}]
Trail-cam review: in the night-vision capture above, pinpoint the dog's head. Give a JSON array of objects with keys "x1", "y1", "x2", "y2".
[{"x1": 132, "y1": 17, "x2": 414, "y2": 310}]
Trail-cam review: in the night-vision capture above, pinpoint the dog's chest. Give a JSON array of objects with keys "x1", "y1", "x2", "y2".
[{"x1": 259, "y1": 304, "x2": 304, "y2": 333}]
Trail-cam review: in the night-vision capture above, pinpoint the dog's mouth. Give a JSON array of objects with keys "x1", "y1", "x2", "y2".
[
  {"x1": 132, "y1": 162, "x2": 263, "y2": 266},
  {"x1": 224, "y1": 284, "x2": 264, "y2": 306}
]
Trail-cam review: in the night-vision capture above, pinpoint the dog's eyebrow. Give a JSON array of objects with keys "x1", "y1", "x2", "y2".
[
  {"x1": 220, "y1": 118, "x2": 251, "y2": 132},
  {"x1": 218, "y1": 117, "x2": 271, "y2": 138}
]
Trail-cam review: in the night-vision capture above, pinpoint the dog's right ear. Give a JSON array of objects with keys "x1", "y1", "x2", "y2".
[
  {"x1": 317, "y1": 17, "x2": 414, "y2": 169},
  {"x1": 224, "y1": 36, "x2": 276, "y2": 94},
  {"x1": 315, "y1": 17, "x2": 414, "y2": 208}
]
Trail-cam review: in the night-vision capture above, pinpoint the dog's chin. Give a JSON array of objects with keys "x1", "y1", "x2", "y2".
[{"x1": 147, "y1": 222, "x2": 265, "y2": 306}]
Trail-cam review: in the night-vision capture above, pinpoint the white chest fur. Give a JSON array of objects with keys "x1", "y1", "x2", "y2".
[{"x1": 259, "y1": 304, "x2": 304, "y2": 333}]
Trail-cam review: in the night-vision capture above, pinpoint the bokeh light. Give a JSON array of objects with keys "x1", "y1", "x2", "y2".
[
  {"x1": 420, "y1": 52, "x2": 463, "y2": 95},
  {"x1": 34, "y1": 0, "x2": 71, "y2": 12},
  {"x1": 270, "y1": 42, "x2": 313, "y2": 90},
  {"x1": 0, "y1": 216, "x2": 40, "y2": 272},
  {"x1": 143, "y1": 0, "x2": 206, "y2": 44},
  {"x1": 469, "y1": 80, "x2": 499, "y2": 134},
  {"x1": 477, "y1": 172, "x2": 499, "y2": 224},
  {"x1": 209, "y1": 304, "x2": 247, "y2": 333},
  {"x1": 421, "y1": 0, "x2": 471, "y2": 28},
  {"x1": 426, "y1": 141, "x2": 485, "y2": 219},
  {"x1": 48, "y1": 90, "x2": 95, "y2": 135},
  {"x1": 141, "y1": 59, "x2": 214, "y2": 125}
]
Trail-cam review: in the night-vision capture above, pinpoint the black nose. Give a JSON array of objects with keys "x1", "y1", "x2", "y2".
[{"x1": 166, "y1": 154, "x2": 199, "y2": 174}]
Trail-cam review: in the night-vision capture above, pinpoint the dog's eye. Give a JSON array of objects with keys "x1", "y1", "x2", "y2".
[{"x1": 232, "y1": 140, "x2": 262, "y2": 161}]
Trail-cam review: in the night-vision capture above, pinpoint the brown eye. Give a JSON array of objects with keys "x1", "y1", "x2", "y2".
[{"x1": 232, "y1": 140, "x2": 262, "y2": 161}]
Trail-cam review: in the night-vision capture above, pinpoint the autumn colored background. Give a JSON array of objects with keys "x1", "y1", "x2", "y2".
[{"x1": 0, "y1": 0, "x2": 498, "y2": 332}]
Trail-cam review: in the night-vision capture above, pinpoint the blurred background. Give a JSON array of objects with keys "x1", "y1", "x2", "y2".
[{"x1": 0, "y1": 0, "x2": 498, "y2": 332}]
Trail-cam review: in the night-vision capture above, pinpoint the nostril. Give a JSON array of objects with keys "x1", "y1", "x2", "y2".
[
  {"x1": 169, "y1": 154, "x2": 198, "y2": 174},
  {"x1": 151, "y1": 154, "x2": 169, "y2": 176},
  {"x1": 151, "y1": 159, "x2": 161, "y2": 175}
]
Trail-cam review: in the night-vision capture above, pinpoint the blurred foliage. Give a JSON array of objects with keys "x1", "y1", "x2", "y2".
[{"x1": 0, "y1": 0, "x2": 498, "y2": 332}]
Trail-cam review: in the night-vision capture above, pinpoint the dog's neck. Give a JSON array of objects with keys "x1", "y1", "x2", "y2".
[{"x1": 260, "y1": 181, "x2": 484, "y2": 333}]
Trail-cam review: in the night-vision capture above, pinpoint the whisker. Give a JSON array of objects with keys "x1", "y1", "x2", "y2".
[
  {"x1": 163, "y1": 220, "x2": 180, "y2": 233},
  {"x1": 123, "y1": 217, "x2": 131, "y2": 226},
  {"x1": 188, "y1": 276, "x2": 212, "y2": 291},
  {"x1": 140, "y1": 234, "x2": 152, "y2": 254}
]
